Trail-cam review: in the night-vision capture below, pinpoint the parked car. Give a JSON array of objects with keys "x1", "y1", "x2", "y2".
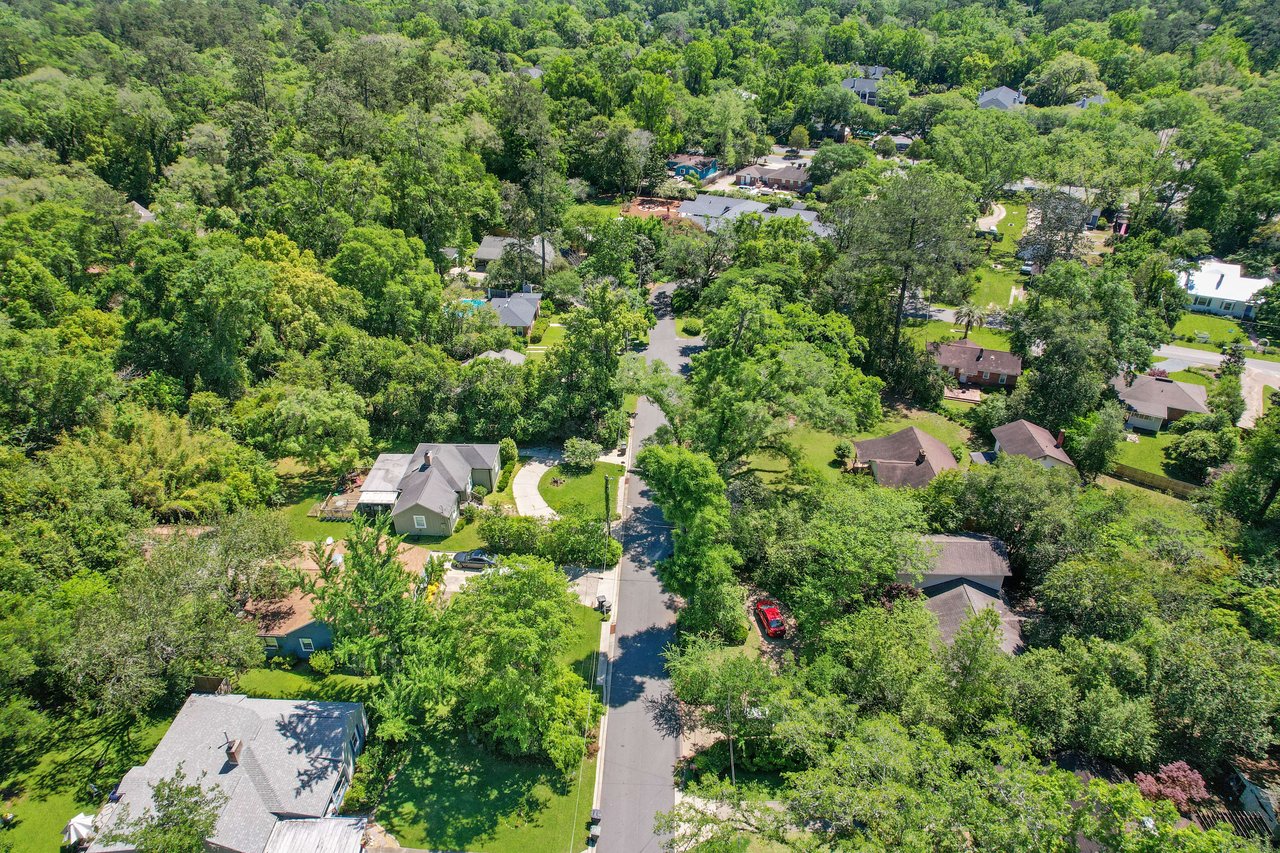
[
  {"x1": 453, "y1": 550, "x2": 498, "y2": 570},
  {"x1": 755, "y1": 600, "x2": 786, "y2": 638}
]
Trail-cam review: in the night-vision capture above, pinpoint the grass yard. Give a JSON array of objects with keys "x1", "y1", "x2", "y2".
[
  {"x1": 280, "y1": 483, "x2": 354, "y2": 542},
  {"x1": 969, "y1": 264, "x2": 1020, "y2": 309},
  {"x1": 538, "y1": 461, "x2": 627, "y2": 517},
  {"x1": 674, "y1": 316, "x2": 703, "y2": 339},
  {"x1": 1174, "y1": 312, "x2": 1249, "y2": 344},
  {"x1": 1115, "y1": 431, "x2": 1179, "y2": 478},
  {"x1": 1267, "y1": 387, "x2": 1277, "y2": 414},
  {"x1": 378, "y1": 604, "x2": 605, "y2": 853},
  {"x1": 486, "y1": 460, "x2": 522, "y2": 510},
  {"x1": 236, "y1": 663, "x2": 379, "y2": 703},
  {"x1": 746, "y1": 410, "x2": 972, "y2": 484},
  {"x1": 992, "y1": 202, "x2": 1028, "y2": 256},
  {"x1": 1167, "y1": 369, "x2": 1212, "y2": 386},
  {"x1": 0, "y1": 714, "x2": 173, "y2": 853},
  {"x1": 537, "y1": 324, "x2": 566, "y2": 347},
  {"x1": 905, "y1": 319, "x2": 1013, "y2": 351}
]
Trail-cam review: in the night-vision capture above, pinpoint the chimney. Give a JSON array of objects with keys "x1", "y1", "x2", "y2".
[
  {"x1": 1216, "y1": 273, "x2": 1225, "y2": 289},
  {"x1": 917, "y1": 448, "x2": 927, "y2": 464},
  {"x1": 419, "y1": 451, "x2": 433, "y2": 473},
  {"x1": 1056, "y1": 430, "x2": 1065, "y2": 448},
  {"x1": 226, "y1": 738, "x2": 243, "y2": 765},
  {"x1": 977, "y1": 348, "x2": 985, "y2": 360}
]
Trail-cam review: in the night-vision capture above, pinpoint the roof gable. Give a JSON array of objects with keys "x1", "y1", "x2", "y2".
[{"x1": 991, "y1": 419, "x2": 1074, "y2": 466}]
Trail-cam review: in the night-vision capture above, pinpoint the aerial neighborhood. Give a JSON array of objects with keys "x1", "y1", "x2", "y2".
[{"x1": 4, "y1": 1, "x2": 1280, "y2": 853}]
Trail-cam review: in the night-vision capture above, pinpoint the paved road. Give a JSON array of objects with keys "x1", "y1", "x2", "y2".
[{"x1": 598, "y1": 283, "x2": 701, "y2": 852}]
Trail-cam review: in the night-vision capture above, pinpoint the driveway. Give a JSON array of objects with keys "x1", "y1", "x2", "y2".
[
  {"x1": 1154, "y1": 344, "x2": 1280, "y2": 428},
  {"x1": 512, "y1": 454, "x2": 559, "y2": 519},
  {"x1": 977, "y1": 202, "x2": 1007, "y2": 231},
  {"x1": 597, "y1": 282, "x2": 701, "y2": 851}
]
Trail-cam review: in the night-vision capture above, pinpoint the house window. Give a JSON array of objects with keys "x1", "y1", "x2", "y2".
[
  {"x1": 998, "y1": 374, "x2": 1007, "y2": 385},
  {"x1": 982, "y1": 371, "x2": 991, "y2": 380},
  {"x1": 299, "y1": 638, "x2": 315, "y2": 654},
  {"x1": 1222, "y1": 302, "x2": 1234, "y2": 312},
  {"x1": 413, "y1": 515, "x2": 427, "y2": 529},
  {"x1": 1194, "y1": 296, "x2": 1210, "y2": 306},
  {"x1": 264, "y1": 637, "x2": 279, "y2": 651}
]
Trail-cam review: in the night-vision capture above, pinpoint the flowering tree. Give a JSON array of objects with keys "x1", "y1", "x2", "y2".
[{"x1": 1134, "y1": 762, "x2": 1210, "y2": 813}]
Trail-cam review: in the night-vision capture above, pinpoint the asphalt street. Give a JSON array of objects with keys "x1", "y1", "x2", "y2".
[{"x1": 596, "y1": 283, "x2": 699, "y2": 852}]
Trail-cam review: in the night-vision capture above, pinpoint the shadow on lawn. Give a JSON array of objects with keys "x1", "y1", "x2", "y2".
[
  {"x1": 379, "y1": 737, "x2": 562, "y2": 851},
  {"x1": 18, "y1": 711, "x2": 167, "y2": 806}
]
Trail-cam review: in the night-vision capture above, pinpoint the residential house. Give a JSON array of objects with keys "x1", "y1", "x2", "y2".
[
  {"x1": 521, "y1": 65, "x2": 543, "y2": 79},
  {"x1": 1180, "y1": 259, "x2": 1272, "y2": 319},
  {"x1": 678, "y1": 194, "x2": 769, "y2": 231},
  {"x1": 990, "y1": 419, "x2": 1075, "y2": 469},
  {"x1": 928, "y1": 339, "x2": 1023, "y2": 388},
  {"x1": 1231, "y1": 756, "x2": 1280, "y2": 841},
  {"x1": 1111, "y1": 374, "x2": 1210, "y2": 431},
  {"x1": 472, "y1": 235, "x2": 556, "y2": 273},
  {"x1": 1070, "y1": 94, "x2": 1108, "y2": 109},
  {"x1": 840, "y1": 65, "x2": 890, "y2": 107},
  {"x1": 978, "y1": 86, "x2": 1027, "y2": 110},
  {"x1": 356, "y1": 443, "x2": 501, "y2": 536},
  {"x1": 769, "y1": 203, "x2": 834, "y2": 238},
  {"x1": 128, "y1": 200, "x2": 155, "y2": 222},
  {"x1": 734, "y1": 163, "x2": 813, "y2": 193},
  {"x1": 245, "y1": 541, "x2": 433, "y2": 658},
  {"x1": 854, "y1": 426, "x2": 958, "y2": 488},
  {"x1": 89, "y1": 694, "x2": 367, "y2": 853},
  {"x1": 489, "y1": 292, "x2": 542, "y2": 338},
  {"x1": 908, "y1": 534, "x2": 1022, "y2": 653},
  {"x1": 667, "y1": 154, "x2": 719, "y2": 181},
  {"x1": 466, "y1": 348, "x2": 527, "y2": 366}
]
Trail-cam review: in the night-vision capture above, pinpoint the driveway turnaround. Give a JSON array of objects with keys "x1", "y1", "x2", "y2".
[{"x1": 597, "y1": 283, "x2": 701, "y2": 851}]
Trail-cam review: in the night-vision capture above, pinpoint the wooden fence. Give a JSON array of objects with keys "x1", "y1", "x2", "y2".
[{"x1": 1110, "y1": 463, "x2": 1199, "y2": 497}]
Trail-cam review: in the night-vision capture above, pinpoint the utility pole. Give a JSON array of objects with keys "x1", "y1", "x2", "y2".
[
  {"x1": 603, "y1": 475, "x2": 613, "y2": 576},
  {"x1": 726, "y1": 697, "x2": 736, "y2": 785}
]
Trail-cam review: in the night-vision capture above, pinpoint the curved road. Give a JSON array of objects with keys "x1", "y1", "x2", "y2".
[{"x1": 597, "y1": 283, "x2": 700, "y2": 851}]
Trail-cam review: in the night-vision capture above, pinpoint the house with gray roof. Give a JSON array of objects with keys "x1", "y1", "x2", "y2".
[
  {"x1": 1111, "y1": 374, "x2": 1210, "y2": 431},
  {"x1": 840, "y1": 65, "x2": 890, "y2": 107},
  {"x1": 488, "y1": 292, "x2": 542, "y2": 337},
  {"x1": 679, "y1": 194, "x2": 830, "y2": 237},
  {"x1": 89, "y1": 694, "x2": 366, "y2": 853},
  {"x1": 978, "y1": 86, "x2": 1027, "y2": 110},
  {"x1": 473, "y1": 235, "x2": 556, "y2": 273},
  {"x1": 357, "y1": 442, "x2": 501, "y2": 536},
  {"x1": 466, "y1": 348, "x2": 527, "y2": 366},
  {"x1": 910, "y1": 534, "x2": 1022, "y2": 653},
  {"x1": 1070, "y1": 94, "x2": 1108, "y2": 109}
]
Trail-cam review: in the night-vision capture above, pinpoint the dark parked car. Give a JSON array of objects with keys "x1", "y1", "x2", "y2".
[{"x1": 453, "y1": 550, "x2": 498, "y2": 570}]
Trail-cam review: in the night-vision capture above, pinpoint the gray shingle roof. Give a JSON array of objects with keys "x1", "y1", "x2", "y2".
[
  {"x1": 978, "y1": 86, "x2": 1027, "y2": 110},
  {"x1": 991, "y1": 419, "x2": 1074, "y2": 466},
  {"x1": 474, "y1": 235, "x2": 555, "y2": 263},
  {"x1": 919, "y1": 533, "x2": 1011, "y2": 589},
  {"x1": 489, "y1": 292, "x2": 541, "y2": 328},
  {"x1": 89, "y1": 695, "x2": 364, "y2": 853},
  {"x1": 1111, "y1": 375, "x2": 1210, "y2": 420},
  {"x1": 854, "y1": 426, "x2": 957, "y2": 488},
  {"x1": 362, "y1": 444, "x2": 500, "y2": 519},
  {"x1": 263, "y1": 817, "x2": 366, "y2": 853},
  {"x1": 468, "y1": 348, "x2": 527, "y2": 366}
]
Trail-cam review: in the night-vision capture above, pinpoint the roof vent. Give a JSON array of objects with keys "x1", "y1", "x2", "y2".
[
  {"x1": 226, "y1": 738, "x2": 243, "y2": 765},
  {"x1": 1216, "y1": 273, "x2": 1225, "y2": 289}
]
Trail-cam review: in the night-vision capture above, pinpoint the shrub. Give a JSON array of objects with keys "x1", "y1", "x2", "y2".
[
  {"x1": 834, "y1": 440, "x2": 853, "y2": 464},
  {"x1": 478, "y1": 510, "x2": 545, "y2": 554},
  {"x1": 562, "y1": 437, "x2": 602, "y2": 473},
  {"x1": 499, "y1": 437, "x2": 518, "y2": 468},
  {"x1": 460, "y1": 503, "x2": 480, "y2": 523},
  {"x1": 530, "y1": 315, "x2": 551, "y2": 344},
  {"x1": 308, "y1": 649, "x2": 336, "y2": 677},
  {"x1": 681, "y1": 317, "x2": 703, "y2": 336},
  {"x1": 472, "y1": 484, "x2": 489, "y2": 500},
  {"x1": 1135, "y1": 762, "x2": 1209, "y2": 813}
]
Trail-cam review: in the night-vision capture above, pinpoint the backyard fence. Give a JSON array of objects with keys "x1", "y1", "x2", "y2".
[{"x1": 1110, "y1": 463, "x2": 1199, "y2": 498}]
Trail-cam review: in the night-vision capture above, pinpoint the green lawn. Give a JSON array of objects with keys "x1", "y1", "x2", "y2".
[
  {"x1": 538, "y1": 324, "x2": 566, "y2": 347},
  {"x1": 1167, "y1": 369, "x2": 1212, "y2": 387},
  {"x1": 236, "y1": 664, "x2": 380, "y2": 703},
  {"x1": 1174, "y1": 312, "x2": 1249, "y2": 344},
  {"x1": 674, "y1": 316, "x2": 703, "y2": 339},
  {"x1": 969, "y1": 264, "x2": 1020, "y2": 309},
  {"x1": 905, "y1": 319, "x2": 1013, "y2": 351},
  {"x1": 538, "y1": 461, "x2": 627, "y2": 517},
  {"x1": 0, "y1": 714, "x2": 173, "y2": 853},
  {"x1": 486, "y1": 460, "x2": 522, "y2": 510},
  {"x1": 378, "y1": 604, "x2": 605, "y2": 853},
  {"x1": 1115, "y1": 431, "x2": 1179, "y2": 478},
  {"x1": 280, "y1": 482, "x2": 354, "y2": 542},
  {"x1": 746, "y1": 410, "x2": 972, "y2": 484}
]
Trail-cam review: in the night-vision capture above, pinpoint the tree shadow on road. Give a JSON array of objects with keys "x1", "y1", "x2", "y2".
[{"x1": 608, "y1": 624, "x2": 678, "y2": 708}]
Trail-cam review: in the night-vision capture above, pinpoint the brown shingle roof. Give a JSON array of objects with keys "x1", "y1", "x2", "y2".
[
  {"x1": 928, "y1": 339, "x2": 1022, "y2": 376},
  {"x1": 854, "y1": 426, "x2": 957, "y2": 488},
  {"x1": 991, "y1": 419, "x2": 1074, "y2": 466},
  {"x1": 922, "y1": 533, "x2": 1012, "y2": 584},
  {"x1": 922, "y1": 579, "x2": 1023, "y2": 653}
]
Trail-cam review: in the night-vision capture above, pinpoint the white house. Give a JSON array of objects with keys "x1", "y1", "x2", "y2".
[{"x1": 1180, "y1": 260, "x2": 1271, "y2": 319}]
